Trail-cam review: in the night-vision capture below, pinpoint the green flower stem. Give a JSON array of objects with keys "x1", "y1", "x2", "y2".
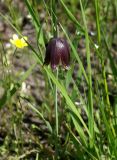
[
  {"x1": 55, "y1": 68, "x2": 59, "y2": 137},
  {"x1": 51, "y1": 0, "x2": 59, "y2": 157},
  {"x1": 54, "y1": 68, "x2": 59, "y2": 159}
]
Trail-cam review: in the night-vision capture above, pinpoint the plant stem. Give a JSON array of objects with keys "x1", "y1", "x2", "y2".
[
  {"x1": 55, "y1": 68, "x2": 59, "y2": 137},
  {"x1": 54, "y1": 68, "x2": 59, "y2": 159},
  {"x1": 51, "y1": 0, "x2": 59, "y2": 157}
]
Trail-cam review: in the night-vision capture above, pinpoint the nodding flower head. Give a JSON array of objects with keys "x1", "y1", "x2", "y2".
[{"x1": 44, "y1": 37, "x2": 70, "y2": 70}]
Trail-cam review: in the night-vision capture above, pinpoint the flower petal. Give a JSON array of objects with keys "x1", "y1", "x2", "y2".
[
  {"x1": 21, "y1": 37, "x2": 27, "y2": 42},
  {"x1": 60, "y1": 39, "x2": 70, "y2": 68},
  {"x1": 13, "y1": 34, "x2": 18, "y2": 40},
  {"x1": 15, "y1": 39, "x2": 23, "y2": 48},
  {"x1": 23, "y1": 36, "x2": 28, "y2": 40},
  {"x1": 50, "y1": 39, "x2": 60, "y2": 69},
  {"x1": 10, "y1": 39, "x2": 15, "y2": 45}
]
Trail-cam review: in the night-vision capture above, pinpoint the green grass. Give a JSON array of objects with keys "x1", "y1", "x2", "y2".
[{"x1": 0, "y1": 0, "x2": 117, "y2": 159}]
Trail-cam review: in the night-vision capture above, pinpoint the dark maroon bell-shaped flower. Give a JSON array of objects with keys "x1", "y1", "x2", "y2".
[{"x1": 44, "y1": 37, "x2": 70, "y2": 70}]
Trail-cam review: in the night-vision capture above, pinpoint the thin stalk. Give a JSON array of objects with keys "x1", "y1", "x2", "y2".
[
  {"x1": 55, "y1": 68, "x2": 59, "y2": 137},
  {"x1": 54, "y1": 48, "x2": 59, "y2": 159},
  {"x1": 51, "y1": 0, "x2": 59, "y2": 157}
]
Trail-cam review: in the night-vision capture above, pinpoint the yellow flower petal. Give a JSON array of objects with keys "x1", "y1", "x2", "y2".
[
  {"x1": 23, "y1": 42, "x2": 28, "y2": 47},
  {"x1": 23, "y1": 36, "x2": 27, "y2": 40},
  {"x1": 21, "y1": 37, "x2": 28, "y2": 46},
  {"x1": 21, "y1": 38, "x2": 25, "y2": 43},
  {"x1": 10, "y1": 39, "x2": 15, "y2": 45}
]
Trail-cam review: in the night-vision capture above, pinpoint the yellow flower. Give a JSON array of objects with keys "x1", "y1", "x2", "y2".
[{"x1": 10, "y1": 34, "x2": 28, "y2": 48}]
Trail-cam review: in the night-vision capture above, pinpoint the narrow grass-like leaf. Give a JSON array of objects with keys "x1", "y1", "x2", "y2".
[
  {"x1": 94, "y1": 0, "x2": 101, "y2": 44},
  {"x1": 60, "y1": 0, "x2": 84, "y2": 33},
  {"x1": 66, "y1": 123, "x2": 98, "y2": 160},
  {"x1": 24, "y1": 0, "x2": 40, "y2": 29},
  {"x1": 79, "y1": 0, "x2": 94, "y2": 148}
]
